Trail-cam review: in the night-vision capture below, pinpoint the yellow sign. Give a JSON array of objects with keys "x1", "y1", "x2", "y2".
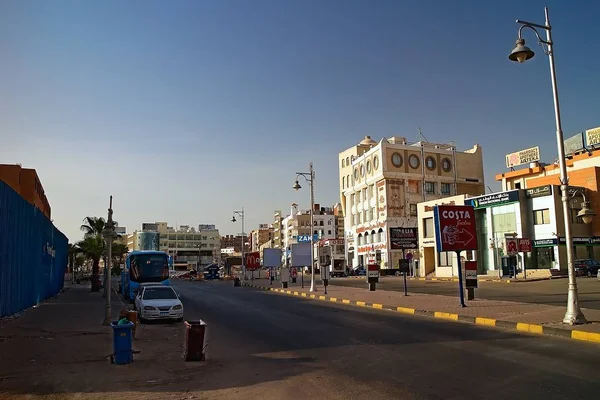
[
  {"x1": 505, "y1": 146, "x2": 540, "y2": 168},
  {"x1": 585, "y1": 126, "x2": 600, "y2": 147}
]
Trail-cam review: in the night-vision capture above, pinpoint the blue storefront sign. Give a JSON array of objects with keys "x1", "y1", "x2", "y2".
[{"x1": 296, "y1": 234, "x2": 319, "y2": 243}]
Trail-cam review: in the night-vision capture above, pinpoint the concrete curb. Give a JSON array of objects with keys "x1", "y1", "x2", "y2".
[
  {"x1": 241, "y1": 283, "x2": 600, "y2": 345},
  {"x1": 345, "y1": 276, "x2": 566, "y2": 284}
]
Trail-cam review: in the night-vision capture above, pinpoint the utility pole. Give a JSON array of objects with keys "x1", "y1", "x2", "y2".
[{"x1": 102, "y1": 196, "x2": 117, "y2": 325}]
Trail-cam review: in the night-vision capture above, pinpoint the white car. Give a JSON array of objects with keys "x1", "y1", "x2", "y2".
[{"x1": 134, "y1": 285, "x2": 184, "y2": 322}]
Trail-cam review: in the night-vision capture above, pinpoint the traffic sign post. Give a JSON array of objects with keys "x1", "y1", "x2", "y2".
[
  {"x1": 434, "y1": 205, "x2": 478, "y2": 308},
  {"x1": 464, "y1": 261, "x2": 477, "y2": 300},
  {"x1": 518, "y1": 238, "x2": 532, "y2": 279},
  {"x1": 399, "y1": 259, "x2": 410, "y2": 296}
]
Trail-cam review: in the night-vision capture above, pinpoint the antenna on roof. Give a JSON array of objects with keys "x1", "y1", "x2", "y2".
[{"x1": 416, "y1": 127, "x2": 429, "y2": 143}]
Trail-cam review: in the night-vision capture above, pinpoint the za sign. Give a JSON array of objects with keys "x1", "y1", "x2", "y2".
[{"x1": 434, "y1": 205, "x2": 478, "y2": 252}]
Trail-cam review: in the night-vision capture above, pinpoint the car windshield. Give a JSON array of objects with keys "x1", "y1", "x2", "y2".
[{"x1": 143, "y1": 287, "x2": 177, "y2": 300}]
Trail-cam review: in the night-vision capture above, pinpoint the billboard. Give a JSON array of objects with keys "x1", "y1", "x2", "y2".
[
  {"x1": 198, "y1": 224, "x2": 216, "y2": 230},
  {"x1": 505, "y1": 146, "x2": 540, "y2": 168},
  {"x1": 263, "y1": 248, "x2": 282, "y2": 267},
  {"x1": 142, "y1": 223, "x2": 159, "y2": 232},
  {"x1": 467, "y1": 190, "x2": 519, "y2": 209},
  {"x1": 389, "y1": 227, "x2": 418, "y2": 250},
  {"x1": 564, "y1": 132, "x2": 585, "y2": 156},
  {"x1": 585, "y1": 126, "x2": 600, "y2": 147},
  {"x1": 290, "y1": 243, "x2": 311, "y2": 267},
  {"x1": 434, "y1": 205, "x2": 478, "y2": 252}
]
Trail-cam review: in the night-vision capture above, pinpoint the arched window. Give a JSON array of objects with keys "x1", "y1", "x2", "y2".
[
  {"x1": 364, "y1": 232, "x2": 370, "y2": 244},
  {"x1": 319, "y1": 221, "x2": 324, "y2": 226},
  {"x1": 328, "y1": 230, "x2": 332, "y2": 235}
]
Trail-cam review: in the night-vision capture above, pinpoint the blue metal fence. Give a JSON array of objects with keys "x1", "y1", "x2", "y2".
[{"x1": 0, "y1": 180, "x2": 68, "y2": 318}]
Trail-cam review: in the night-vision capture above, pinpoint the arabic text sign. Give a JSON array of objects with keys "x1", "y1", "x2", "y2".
[
  {"x1": 434, "y1": 205, "x2": 478, "y2": 252},
  {"x1": 505, "y1": 146, "x2": 540, "y2": 168},
  {"x1": 585, "y1": 126, "x2": 600, "y2": 147}
]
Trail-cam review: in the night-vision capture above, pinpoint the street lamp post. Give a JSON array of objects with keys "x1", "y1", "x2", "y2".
[
  {"x1": 232, "y1": 208, "x2": 245, "y2": 281},
  {"x1": 101, "y1": 196, "x2": 117, "y2": 325},
  {"x1": 293, "y1": 162, "x2": 317, "y2": 292},
  {"x1": 509, "y1": 7, "x2": 588, "y2": 324}
]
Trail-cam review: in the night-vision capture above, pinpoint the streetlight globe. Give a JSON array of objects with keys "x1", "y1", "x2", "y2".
[
  {"x1": 231, "y1": 216, "x2": 236, "y2": 223},
  {"x1": 509, "y1": 38, "x2": 535, "y2": 63},
  {"x1": 293, "y1": 180, "x2": 302, "y2": 191},
  {"x1": 577, "y1": 201, "x2": 596, "y2": 224}
]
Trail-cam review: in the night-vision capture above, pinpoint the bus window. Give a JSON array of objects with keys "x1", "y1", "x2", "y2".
[{"x1": 130, "y1": 254, "x2": 169, "y2": 282}]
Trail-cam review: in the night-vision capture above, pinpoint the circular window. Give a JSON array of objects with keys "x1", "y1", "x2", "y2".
[
  {"x1": 391, "y1": 152, "x2": 403, "y2": 168},
  {"x1": 442, "y1": 158, "x2": 452, "y2": 172},
  {"x1": 409, "y1": 154, "x2": 420, "y2": 169},
  {"x1": 366, "y1": 160, "x2": 372, "y2": 174},
  {"x1": 373, "y1": 155, "x2": 379, "y2": 170},
  {"x1": 360, "y1": 164, "x2": 365, "y2": 177},
  {"x1": 354, "y1": 168, "x2": 359, "y2": 180},
  {"x1": 426, "y1": 156, "x2": 436, "y2": 171}
]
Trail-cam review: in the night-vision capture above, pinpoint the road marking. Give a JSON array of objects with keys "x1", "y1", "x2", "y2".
[
  {"x1": 319, "y1": 295, "x2": 326, "y2": 300},
  {"x1": 516, "y1": 323, "x2": 543, "y2": 334},
  {"x1": 293, "y1": 291, "x2": 299, "y2": 295},
  {"x1": 396, "y1": 307, "x2": 415, "y2": 314},
  {"x1": 571, "y1": 330, "x2": 600, "y2": 343},
  {"x1": 372, "y1": 303, "x2": 383, "y2": 309},
  {"x1": 431, "y1": 278, "x2": 438, "y2": 281},
  {"x1": 301, "y1": 293, "x2": 307, "y2": 297},
  {"x1": 310, "y1": 294, "x2": 316, "y2": 299},
  {"x1": 286, "y1": 290, "x2": 292, "y2": 294},
  {"x1": 329, "y1": 297, "x2": 338, "y2": 302},
  {"x1": 475, "y1": 317, "x2": 496, "y2": 327},
  {"x1": 342, "y1": 299, "x2": 351, "y2": 304},
  {"x1": 356, "y1": 301, "x2": 366, "y2": 307},
  {"x1": 434, "y1": 312, "x2": 459, "y2": 321}
]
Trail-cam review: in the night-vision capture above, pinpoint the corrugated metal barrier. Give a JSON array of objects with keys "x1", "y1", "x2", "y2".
[{"x1": 0, "y1": 180, "x2": 68, "y2": 318}]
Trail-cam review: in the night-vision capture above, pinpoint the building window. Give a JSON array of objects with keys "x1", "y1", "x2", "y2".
[
  {"x1": 351, "y1": 193, "x2": 355, "y2": 205},
  {"x1": 347, "y1": 174, "x2": 350, "y2": 186},
  {"x1": 346, "y1": 157, "x2": 350, "y2": 165},
  {"x1": 442, "y1": 158, "x2": 452, "y2": 172},
  {"x1": 409, "y1": 204, "x2": 417, "y2": 216},
  {"x1": 354, "y1": 168, "x2": 359, "y2": 180},
  {"x1": 391, "y1": 152, "x2": 403, "y2": 168},
  {"x1": 425, "y1": 181, "x2": 436, "y2": 195},
  {"x1": 534, "y1": 209, "x2": 551, "y2": 225},
  {"x1": 328, "y1": 220, "x2": 332, "y2": 225},
  {"x1": 328, "y1": 230, "x2": 332, "y2": 235},
  {"x1": 372, "y1": 207, "x2": 377, "y2": 220},
  {"x1": 438, "y1": 252, "x2": 452, "y2": 266},
  {"x1": 314, "y1": 230, "x2": 318, "y2": 235},
  {"x1": 360, "y1": 164, "x2": 365, "y2": 177},
  {"x1": 425, "y1": 156, "x2": 436, "y2": 171},
  {"x1": 369, "y1": 184, "x2": 374, "y2": 197},
  {"x1": 515, "y1": 182, "x2": 521, "y2": 189},
  {"x1": 424, "y1": 217, "x2": 434, "y2": 238},
  {"x1": 366, "y1": 160, "x2": 372, "y2": 174},
  {"x1": 319, "y1": 221, "x2": 324, "y2": 226},
  {"x1": 409, "y1": 154, "x2": 420, "y2": 169},
  {"x1": 342, "y1": 159, "x2": 345, "y2": 168},
  {"x1": 441, "y1": 183, "x2": 452, "y2": 195},
  {"x1": 342, "y1": 176, "x2": 345, "y2": 189},
  {"x1": 373, "y1": 155, "x2": 379, "y2": 170}
]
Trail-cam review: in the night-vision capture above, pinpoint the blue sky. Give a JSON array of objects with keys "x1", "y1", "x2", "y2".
[{"x1": 2, "y1": 0, "x2": 600, "y2": 242}]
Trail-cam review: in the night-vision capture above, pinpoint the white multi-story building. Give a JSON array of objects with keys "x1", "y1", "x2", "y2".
[{"x1": 339, "y1": 135, "x2": 485, "y2": 270}]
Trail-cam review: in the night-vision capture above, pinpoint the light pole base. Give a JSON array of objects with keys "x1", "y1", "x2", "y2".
[
  {"x1": 102, "y1": 317, "x2": 112, "y2": 325},
  {"x1": 563, "y1": 310, "x2": 587, "y2": 325},
  {"x1": 309, "y1": 285, "x2": 318, "y2": 292}
]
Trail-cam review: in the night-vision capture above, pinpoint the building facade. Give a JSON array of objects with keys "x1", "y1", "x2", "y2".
[
  {"x1": 0, "y1": 164, "x2": 51, "y2": 219},
  {"x1": 250, "y1": 224, "x2": 274, "y2": 252},
  {"x1": 220, "y1": 234, "x2": 249, "y2": 254},
  {"x1": 340, "y1": 135, "x2": 485, "y2": 270},
  {"x1": 272, "y1": 210, "x2": 284, "y2": 249}
]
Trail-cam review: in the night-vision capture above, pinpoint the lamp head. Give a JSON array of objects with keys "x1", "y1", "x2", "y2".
[
  {"x1": 577, "y1": 201, "x2": 596, "y2": 224},
  {"x1": 509, "y1": 38, "x2": 535, "y2": 63},
  {"x1": 231, "y1": 216, "x2": 236, "y2": 223},
  {"x1": 293, "y1": 180, "x2": 301, "y2": 191}
]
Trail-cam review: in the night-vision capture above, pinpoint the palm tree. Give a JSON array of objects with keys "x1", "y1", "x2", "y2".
[
  {"x1": 80, "y1": 217, "x2": 106, "y2": 237},
  {"x1": 77, "y1": 235, "x2": 104, "y2": 292},
  {"x1": 68, "y1": 243, "x2": 81, "y2": 282},
  {"x1": 111, "y1": 242, "x2": 129, "y2": 275}
]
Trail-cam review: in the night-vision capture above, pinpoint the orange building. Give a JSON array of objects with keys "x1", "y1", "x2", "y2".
[
  {"x1": 0, "y1": 164, "x2": 51, "y2": 219},
  {"x1": 496, "y1": 149, "x2": 600, "y2": 236}
]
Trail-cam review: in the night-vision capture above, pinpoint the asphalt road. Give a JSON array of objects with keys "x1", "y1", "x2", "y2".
[
  {"x1": 171, "y1": 279, "x2": 600, "y2": 400},
  {"x1": 330, "y1": 277, "x2": 600, "y2": 309}
]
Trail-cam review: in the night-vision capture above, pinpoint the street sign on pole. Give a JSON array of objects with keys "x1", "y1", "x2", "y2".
[
  {"x1": 245, "y1": 252, "x2": 261, "y2": 270},
  {"x1": 505, "y1": 238, "x2": 518, "y2": 255},
  {"x1": 434, "y1": 205, "x2": 478, "y2": 308}
]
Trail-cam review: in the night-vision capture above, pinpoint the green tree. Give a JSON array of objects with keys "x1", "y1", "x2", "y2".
[
  {"x1": 80, "y1": 217, "x2": 106, "y2": 237},
  {"x1": 76, "y1": 235, "x2": 104, "y2": 292},
  {"x1": 111, "y1": 242, "x2": 129, "y2": 275},
  {"x1": 68, "y1": 243, "x2": 80, "y2": 275}
]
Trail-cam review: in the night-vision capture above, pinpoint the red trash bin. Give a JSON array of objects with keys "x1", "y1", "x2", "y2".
[{"x1": 183, "y1": 320, "x2": 207, "y2": 361}]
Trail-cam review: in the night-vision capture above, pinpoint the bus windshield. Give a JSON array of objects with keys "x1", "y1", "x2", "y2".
[{"x1": 130, "y1": 254, "x2": 169, "y2": 283}]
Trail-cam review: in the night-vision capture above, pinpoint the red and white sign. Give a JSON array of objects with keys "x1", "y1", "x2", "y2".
[
  {"x1": 434, "y1": 205, "x2": 478, "y2": 252},
  {"x1": 367, "y1": 264, "x2": 379, "y2": 278},
  {"x1": 518, "y1": 238, "x2": 532, "y2": 252},
  {"x1": 245, "y1": 252, "x2": 261, "y2": 270},
  {"x1": 505, "y1": 238, "x2": 518, "y2": 255},
  {"x1": 464, "y1": 261, "x2": 477, "y2": 280}
]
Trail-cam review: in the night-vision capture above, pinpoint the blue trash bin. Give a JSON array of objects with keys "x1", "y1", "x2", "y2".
[{"x1": 110, "y1": 321, "x2": 134, "y2": 365}]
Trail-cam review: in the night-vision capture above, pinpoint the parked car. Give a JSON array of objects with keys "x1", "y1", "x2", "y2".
[
  {"x1": 574, "y1": 259, "x2": 600, "y2": 277},
  {"x1": 134, "y1": 285, "x2": 184, "y2": 322}
]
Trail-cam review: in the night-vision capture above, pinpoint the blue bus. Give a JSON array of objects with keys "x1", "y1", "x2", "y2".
[{"x1": 121, "y1": 250, "x2": 170, "y2": 302}]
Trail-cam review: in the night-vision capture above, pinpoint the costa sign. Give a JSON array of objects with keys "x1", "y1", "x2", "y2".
[
  {"x1": 433, "y1": 205, "x2": 478, "y2": 252},
  {"x1": 245, "y1": 252, "x2": 261, "y2": 270}
]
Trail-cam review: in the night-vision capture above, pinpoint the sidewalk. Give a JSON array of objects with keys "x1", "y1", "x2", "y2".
[{"x1": 242, "y1": 277, "x2": 600, "y2": 344}]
